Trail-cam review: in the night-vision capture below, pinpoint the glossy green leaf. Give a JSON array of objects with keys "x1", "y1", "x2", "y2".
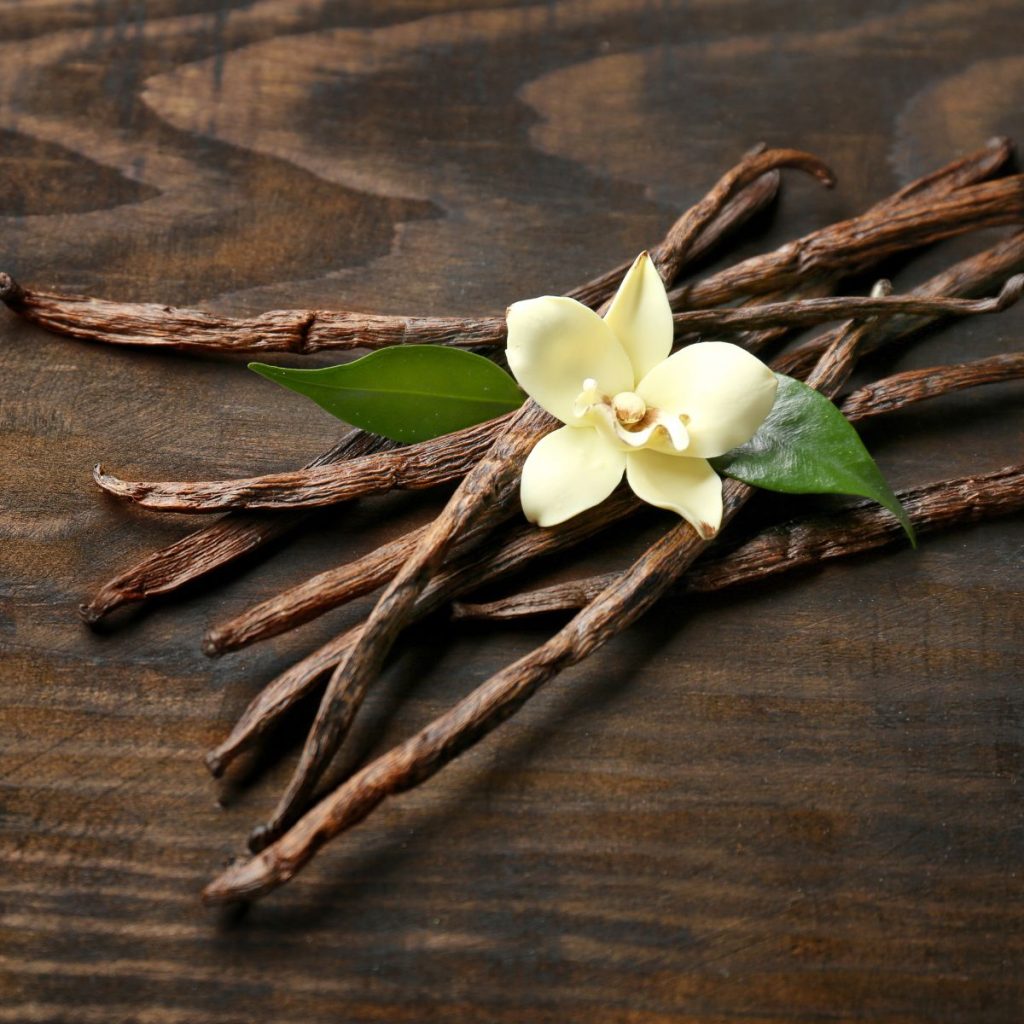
[
  {"x1": 250, "y1": 346, "x2": 524, "y2": 443},
  {"x1": 713, "y1": 374, "x2": 916, "y2": 545}
]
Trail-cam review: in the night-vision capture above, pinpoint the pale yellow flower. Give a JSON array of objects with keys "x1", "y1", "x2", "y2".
[{"x1": 506, "y1": 252, "x2": 778, "y2": 537}]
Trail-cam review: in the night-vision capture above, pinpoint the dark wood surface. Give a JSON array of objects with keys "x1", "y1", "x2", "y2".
[{"x1": 2, "y1": 2, "x2": 1022, "y2": 1020}]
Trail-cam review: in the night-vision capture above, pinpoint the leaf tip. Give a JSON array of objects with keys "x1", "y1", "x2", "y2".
[{"x1": 904, "y1": 519, "x2": 919, "y2": 550}]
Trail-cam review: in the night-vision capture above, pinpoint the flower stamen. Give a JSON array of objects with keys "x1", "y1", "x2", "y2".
[{"x1": 612, "y1": 391, "x2": 646, "y2": 425}]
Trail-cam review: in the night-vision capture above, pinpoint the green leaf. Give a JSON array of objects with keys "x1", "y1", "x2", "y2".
[
  {"x1": 250, "y1": 345, "x2": 524, "y2": 443},
  {"x1": 712, "y1": 374, "x2": 916, "y2": 545}
]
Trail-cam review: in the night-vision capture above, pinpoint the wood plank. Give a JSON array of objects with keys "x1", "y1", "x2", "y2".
[{"x1": 1, "y1": 1, "x2": 1022, "y2": 1021}]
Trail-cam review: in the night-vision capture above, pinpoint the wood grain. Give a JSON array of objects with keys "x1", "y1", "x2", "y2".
[{"x1": 1, "y1": 2, "x2": 1022, "y2": 1022}]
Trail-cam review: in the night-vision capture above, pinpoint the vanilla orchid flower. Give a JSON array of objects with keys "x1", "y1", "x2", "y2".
[{"x1": 505, "y1": 252, "x2": 778, "y2": 537}]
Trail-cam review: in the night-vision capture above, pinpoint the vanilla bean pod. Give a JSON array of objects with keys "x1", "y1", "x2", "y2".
[
  {"x1": 203, "y1": 528, "x2": 424, "y2": 656},
  {"x1": 869, "y1": 136, "x2": 1012, "y2": 209},
  {"x1": 669, "y1": 278, "x2": 1023, "y2": 334},
  {"x1": 680, "y1": 140, "x2": 1014, "y2": 355},
  {"x1": 704, "y1": 137, "x2": 1013, "y2": 356},
  {"x1": 663, "y1": 139, "x2": 1015, "y2": 311},
  {"x1": 0, "y1": 171, "x2": 782, "y2": 356},
  {"x1": 704, "y1": 279, "x2": 839, "y2": 356},
  {"x1": 0, "y1": 272, "x2": 508, "y2": 353},
  {"x1": 776, "y1": 229, "x2": 1024, "y2": 377},
  {"x1": 670, "y1": 173, "x2": 1024, "y2": 311},
  {"x1": 839, "y1": 351, "x2": 1024, "y2": 420},
  {"x1": 451, "y1": 465, "x2": 1024, "y2": 622},
  {"x1": 203, "y1": 311, "x2": 867, "y2": 902},
  {"x1": 240, "y1": 148, "x2": 835, "y2": 852},
  {"x1": 80, "y1": 431, "x2": 399, "y2": 624},
  {"x1": 93, "y1": 413, "x2": 513, "y2": 512}
]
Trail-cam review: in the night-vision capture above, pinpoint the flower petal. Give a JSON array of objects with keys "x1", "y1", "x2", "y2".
[
  {"x1": 521, "y1": 425, "x2": 626, "y2": 527},
  {"x1": 625, "y1": 450, "x2": 723, "y2": 538},
  {"x1": 636, "y1": 341, "x2": 778, "y2": 457},
  {"x1": 506, "y1": 296, "x2": 633, "y2": 426},
  {"x1": 603, "y1": 251, "x2": 674, "y2": 380}
]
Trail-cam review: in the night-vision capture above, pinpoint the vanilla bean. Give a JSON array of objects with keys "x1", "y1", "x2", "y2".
[
  {"x1": 29, "y1": 151, "x2": 1011, "y2": 360},
  {"x1": 869, "y1": 136, "x2": 1011, "y2": 209},
  {"x1": 203, "y1": 527, "x2": 424, "y2": 656},
  {"x1": 652, "y1": 146, "x2": 836, "y2": 283},
  {"x1": 671, "y1": 173, "x2": 1024, "y2": 310},
  {"x1": 2, "y1": 141, "x2": 1008, "y2": 359},
  {"x1": 0, "y1": 170, "x2": 781, "y2": 356},
  {"x1": 452, "y1": 465, "x2": 1024, "y2": 622},
  {"x1": 775, "y1": 229, "x2": 1024, "y2": 377},
  {"x1": 669, "y1": 278, "x2": 1023, "y2": 334},
  {"x1": 712, "y1": 279, "x2": 839, "y2": 355},
  {"x1": 93, "y1": 413, "x2": 514, "y2": 512},
  {"x1": 688, "y1": 137, "x2": 1014, "y2": 356},
  {"x1": 0, "y1": 272, "x2": 504, "y2": 353},
  {"x1": 80, "y1": 431, "x2": 398, "y2": 624},
  {"x1": 688, "y1": 466, "x2": 1024, "y2": 589},
  {"x1": 240, "y1": 148, "x2": 835, "y2": 852},
  {"x1": 565, "y1": 168, "x2": 781, "y2": 309},
  {"x1": 839, "y1": 351, "x2": 1024, "y2": 420}
]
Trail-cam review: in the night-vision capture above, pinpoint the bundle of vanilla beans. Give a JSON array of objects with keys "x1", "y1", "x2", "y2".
[{"x1": 4, "y1": 140, "x2": 1024, "y2": 906}]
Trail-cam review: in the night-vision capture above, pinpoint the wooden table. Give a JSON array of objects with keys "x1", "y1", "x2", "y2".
[{"x1": 2, "y1": 2, "x2": 1022, "y2": 1020}]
